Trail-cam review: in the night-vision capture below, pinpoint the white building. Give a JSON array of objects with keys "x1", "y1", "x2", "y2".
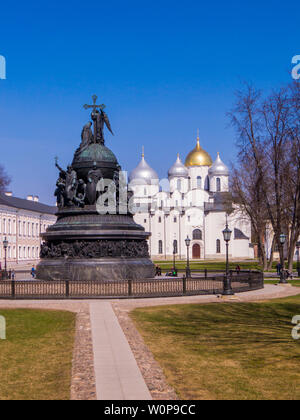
[
  {"x1": 129, "y1": 135, "x2": 254, "y2": 260},
  {"x1": 0, "y1": 192, "x2": 56, "y2": 268}
]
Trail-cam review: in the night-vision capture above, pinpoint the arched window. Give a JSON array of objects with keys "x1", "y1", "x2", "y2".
[
  {"x1": 197, "y1": 176, "x2": 202, "y2": 189},
  {"x1": 188, "y1": 177, "x2": 191, "y2": 190},
  {"x1": 177, "y1": 179, "x2": 181, "y2": 191},
  {"x1": 216, "y1": 239, "x2": 221, "y2": 254},
  {"x1": 216, "y1": 178, "x2": 221, "y2": 192},
  {"x1": 144, "y1": 188, "x2": 147, "y2": 196},
  {"x1": 205, "y1": 176, "x2": 210, "y2": 191},
  {"x1": 173, "y1": 240, "x2": 178, "y2": 254},
  {"x1": 193, "y1": 229, "x2": 202, "y2": 240},
  {"x1": 158, "y1": 240, "x2": 163, "y2": 254}
]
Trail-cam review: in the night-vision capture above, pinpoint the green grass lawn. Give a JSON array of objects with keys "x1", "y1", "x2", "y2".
[
  {"x1": 131, "y1": 294, "x2": 300, "y2": 400},
  {"x1": 0, "y1": 309, "x2": 75, "y2": 400},
  {"x1": 153, "y1": 260, "x2": 299, "y2": 272}
]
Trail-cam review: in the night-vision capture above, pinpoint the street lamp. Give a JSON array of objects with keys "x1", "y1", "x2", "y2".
[
  {"x1": 222, "y1": 220, "x2": 233, "y2": 295},
  {"x1": 172, "y1": 241, "x2": 177, "y2": 276},
  {"x1": 185, "y1": 236, "x2": 191, "y2": 278},
  {"x1": 3, "y1": 236, "x2": 8, "y2": 279},
  {"x1": 279, "y1": 233, "x2": 287, "y2": 284},
  {"x1": 296, "y1": 241, "x2": 300, "y2": 278}
]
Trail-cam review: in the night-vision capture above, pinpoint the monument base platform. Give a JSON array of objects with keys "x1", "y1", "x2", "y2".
[{"x1": 37, "y1": 257, "x2": 155, "y2": 282}]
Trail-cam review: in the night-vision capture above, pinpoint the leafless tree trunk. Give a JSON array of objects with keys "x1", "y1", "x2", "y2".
[
  {"x1": 0, "y1": 165, "x2": 10, "y2": 193},
  {"x1": 229, "y1": 82, "x2": 300, "y2": 272}
]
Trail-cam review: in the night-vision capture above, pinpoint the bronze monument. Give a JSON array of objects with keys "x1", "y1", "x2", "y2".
[{"x1": 37, "y1": 96, "x2": 155, "y2": 281}]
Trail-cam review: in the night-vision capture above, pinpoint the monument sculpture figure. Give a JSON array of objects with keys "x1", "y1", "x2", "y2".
[
  {"x1": 37, "y1": 95, "x2": 155, "y2": 281},
  {"x1": 86, "y1": 164, "x2": 103, "y2": 204}
]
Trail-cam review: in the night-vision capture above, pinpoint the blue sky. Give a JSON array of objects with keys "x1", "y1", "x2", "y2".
[{"x1": 0, "y1": 0, "x2": 298, "y2": 204}]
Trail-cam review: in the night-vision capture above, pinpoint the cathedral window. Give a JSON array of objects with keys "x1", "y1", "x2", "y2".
[
  {"x1": 177, "y1": 179, "x2": 181, "y2": 191},
  {"x1": 193, "y1": 229, "x2": 202, "y2": 240},
  {"x1": 158, "y1": 216, "x2": 162, "y2": 223},
  {"x1": 174, "y1": 217, "x2": 177, "y2": 223},
  {"x1": 216, "y1": 178, "x2": 221, "y2": 192},
  {"x1": 158, "y1": 240, "x2": 163, "y2": 254},
  {"x1": 216, "y1": 239, "x2": 221, "y2": 253},
  {"x1": 197, "y1": 176, "x2": 202, "y2": 189}
]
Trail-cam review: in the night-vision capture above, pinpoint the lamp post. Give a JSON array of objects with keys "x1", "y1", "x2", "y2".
[
  {"x1": 3, "y1": 236, "x2": 8, "y2": 279},
  {"x1": 222, "y1": 220, "x2": 233, "y2": 295},
  {"x1": 296, "y1": 241, "x2": 300, "y2": 278},
  {"x1": 279, "y1": 233, "x2": 287, "y2": 284},
  {"x1": 185, "y1": 236, "x2": 191, "y2": 278},
  {"x1": 173, "y1": 241, "x2": 177, "y2": 275}
]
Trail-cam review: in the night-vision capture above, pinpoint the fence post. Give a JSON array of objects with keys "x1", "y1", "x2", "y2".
[
  {"x1": 11, "y1": 278, "x2": 15, "y2": 299},
  {"x1": 66, "y1": 279, "x2": 70, "y2": 298},
  {"x1": 128, "y1": 279, "x2": 132, "y2": 297},
  {"x1": 183, "y1": 275, "x2": 187, "y2": 295}
]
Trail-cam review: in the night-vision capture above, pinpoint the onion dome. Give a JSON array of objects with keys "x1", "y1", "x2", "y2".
[
  {"x1": 129, "y1": 149, "x2": 159, "y2": 185},
  {"x1": 168, "y1": 154, "x2": 189, "y2": 178},
  {"x1": 208, "y1": 152, "x2": 229, "y2": 176},
  {"x1": 185, "y1": 134, "x2": 213, "y2": 167}
]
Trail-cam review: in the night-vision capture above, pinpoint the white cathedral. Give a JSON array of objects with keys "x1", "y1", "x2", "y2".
[{"x1": 128, "y1": 135, "x2": 254, "y2": 260}]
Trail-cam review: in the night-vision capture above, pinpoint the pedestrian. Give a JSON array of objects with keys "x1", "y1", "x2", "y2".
[
  {"x1": 31, "y1": 265, "x2": 36, "y2": 279},
  {"x1": 11, "y1": 270, "x2": 15, "y2": 281},
  {"x1": 276, "y1": 263, "x2": 282, "y2": 276},
  {"x1": 235, "y1": 265, "x2": 241, "y2": 274}
]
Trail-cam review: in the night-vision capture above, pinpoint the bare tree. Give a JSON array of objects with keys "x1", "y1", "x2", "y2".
[
  {"x1": 229, "y1": 82, "x2": 300, "y2": 271},
  {"x1": 0, "y1": 164, "x2": 10, "y2": 193}
]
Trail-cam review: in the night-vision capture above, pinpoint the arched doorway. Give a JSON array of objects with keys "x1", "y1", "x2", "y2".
[{"x1": 192, "y1": 243, "x2": 201, "y2": 259}]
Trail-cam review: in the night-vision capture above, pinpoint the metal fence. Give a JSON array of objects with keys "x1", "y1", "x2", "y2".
[{"x1": 0, "y1": 270, "x2": 264, "y2": 300}]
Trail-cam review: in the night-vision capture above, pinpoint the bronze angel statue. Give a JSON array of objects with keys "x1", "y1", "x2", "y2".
[{"x1": 92, "y1": 109, "x2": 114, "y2": 145}]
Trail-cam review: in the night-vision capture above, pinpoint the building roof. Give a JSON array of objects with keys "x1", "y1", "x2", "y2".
[
  {"x1": 208, "y1": 152, "x2": 229, "y2": 176},
  {"x1": 204, "y1": 192, "x2": 233, "y2": 213},
  {"x1": 234, "y1": 228, "x2": 249, "y2": 240},
  {"x1": 129, "y1": 151, "x2": 159, "y2": 186},
  {"x1": 185, "y1": 135, "x2": 213, "y2": 167},
  {"x1": 0, "y1": 193, "x2": 57, "y2": 215},
  {"x1": 168, "y1": 154, "x2": 189, "y2": 179}
]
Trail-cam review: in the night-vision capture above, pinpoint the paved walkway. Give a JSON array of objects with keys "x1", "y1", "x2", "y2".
[{"x1": 90, "y1": 302, "x2": 151, "y2": 400}]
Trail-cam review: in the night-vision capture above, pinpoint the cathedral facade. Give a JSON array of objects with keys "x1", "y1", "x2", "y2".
[{"x1": 129, "y1": 136, "x2": 254, "y2": 260}]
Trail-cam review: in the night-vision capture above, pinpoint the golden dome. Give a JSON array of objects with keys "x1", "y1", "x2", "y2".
[{"x1": 185, "y1": 136, "x2": 213, "y2": 167}]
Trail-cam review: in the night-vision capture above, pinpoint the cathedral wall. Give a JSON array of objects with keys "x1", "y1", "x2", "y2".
[{"x1": 188, "y1": 166, "x2": 210, "y2": 190}]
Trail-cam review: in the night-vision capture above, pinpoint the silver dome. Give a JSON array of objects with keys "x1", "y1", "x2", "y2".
[
  {"x1": 129, "y1": 154, "x2": 159, "y2": 185},
  {"x1": 168, "y1": 154, "x2": 189, "y2": 178},
  {"x1": 208, "y1": 153, "x2": 229, "y2": 176}
]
